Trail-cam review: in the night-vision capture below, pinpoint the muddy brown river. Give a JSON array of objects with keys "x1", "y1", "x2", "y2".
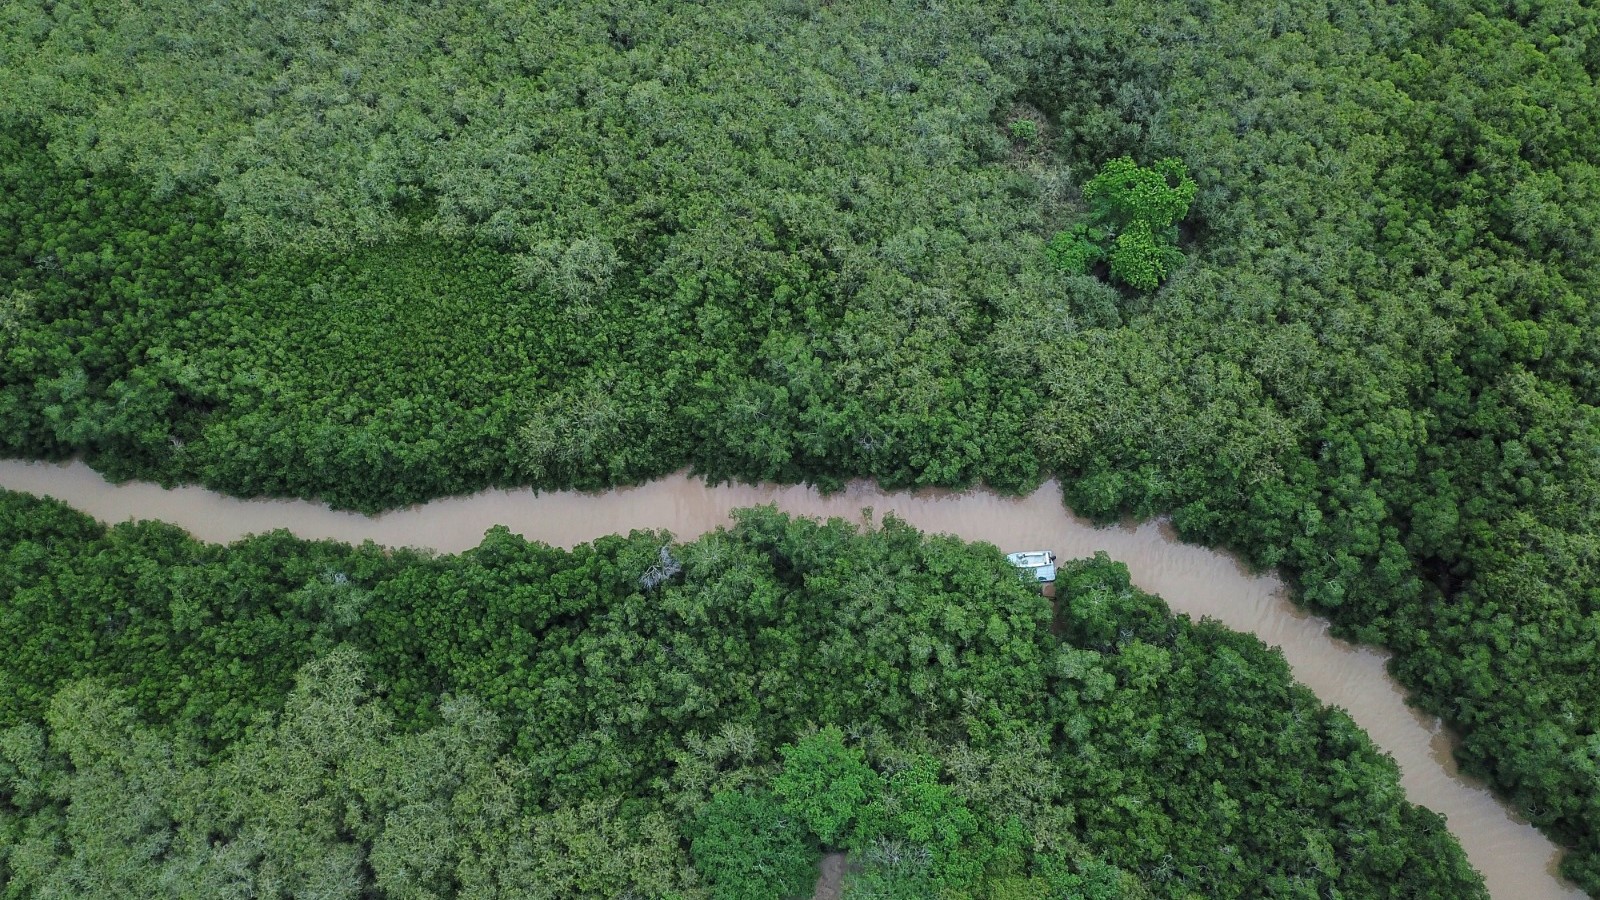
[{"x1": 0, "y1": 459, "x2": 1581, "y2": 898}]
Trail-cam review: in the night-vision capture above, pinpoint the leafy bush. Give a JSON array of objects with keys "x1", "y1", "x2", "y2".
[{"x1": 1009, "y1": 118, "x2": 1042, "y2": 148}]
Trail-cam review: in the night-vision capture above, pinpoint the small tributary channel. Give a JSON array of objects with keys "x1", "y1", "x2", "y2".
[{"x1": 0, "y1": 459, "x2": 1582, "y2": 899}]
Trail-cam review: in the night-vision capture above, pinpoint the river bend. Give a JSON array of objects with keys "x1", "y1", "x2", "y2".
[{"x1": 0, "y1": 459, "x2": 1580, "y2": 899}]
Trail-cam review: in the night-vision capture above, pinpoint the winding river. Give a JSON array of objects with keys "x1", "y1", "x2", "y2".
[{"x1": 0, "y1": 459, "x2": 1581, "y2": 899}]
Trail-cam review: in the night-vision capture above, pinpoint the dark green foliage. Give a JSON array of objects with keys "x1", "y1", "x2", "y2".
[
  {"x1": 1044, "y1": 224, "x2": 1106, "y2": 277},
  {"x1": 0, "y1": 650, "x2": 701, "y2": 900},
  {"x1": 690, "y1": 790, "x2": 818, "y2": 900},
  {"x1": 0, "y1": 0, "x2": 1598, "y2": 891},
  {"x1": 848, "y1": 752, "x2": 1020, "y2": 897},
  {"x1": 0, "y1": 495, "x2": 1485, "y2": 898},
  {"x1": 774, "y1": 727, "x2": 880, "y2": 848}
]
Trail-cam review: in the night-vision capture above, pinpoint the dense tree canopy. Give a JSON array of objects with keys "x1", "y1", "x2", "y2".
[
  {"x1": 0, "y1": 0, "x2": 1597, "y2": 891},
  {"x1": 0, "y1": 492, "x2": 1484, "y2": 897}
]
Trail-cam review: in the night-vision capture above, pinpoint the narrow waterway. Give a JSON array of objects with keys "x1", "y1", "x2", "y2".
[{"x1": 0, "y1": 459, "x2": 1581, "y2": 899}]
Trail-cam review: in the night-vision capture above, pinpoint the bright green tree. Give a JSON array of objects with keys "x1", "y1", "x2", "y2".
[{"x1": 1050, "y1": 157, "x2": 1196, "y2": 290}]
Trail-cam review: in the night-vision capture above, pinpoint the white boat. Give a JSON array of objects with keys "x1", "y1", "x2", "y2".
[{"x1": 1006, "y1": 550, "x2": 1058, "y2": 584}]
